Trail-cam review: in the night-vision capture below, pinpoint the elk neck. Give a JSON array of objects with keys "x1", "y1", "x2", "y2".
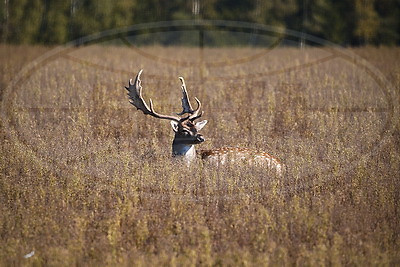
[{"x1": 172, "y1": 137, "x2": 197, "y2": 163}]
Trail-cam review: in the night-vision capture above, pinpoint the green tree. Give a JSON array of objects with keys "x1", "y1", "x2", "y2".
[
  {"x1": 7, "y1": 0, "x2": 43, "y2": 43},
  {"x1": 40, "y1": 0, "x2": 70, "y2": 44},
  {"x1": 0, "y1": 0, "x2": 9, "y2": 42},
  {"x1": 70, "y1": 0, "x2": 113, "y2": 39},
  {"x1": 354, "y1": 0, "x2": 379, "y2": 45},
  {"x1": 306, "y1": 0, "x2": 349, "y2": 44},
  {"x1": 265, "y1": 0, "x2": 298, "y2": 27},
  {"x1": 374, "y1": 0, "x2": 399, "y2": 45},
  {"x1": 0, "y1": 0, "x2": 399, "y2": 45},
  {"x1": 214, "y1": 0, "x2": 258, "y2": 22},
  {"x1": 110, "y1": 0, "x2": 137, "y2": 28}
]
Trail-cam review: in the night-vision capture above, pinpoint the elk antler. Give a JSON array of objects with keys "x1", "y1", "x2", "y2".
[
  {"x1": 177, "y1": 77, "x2": 203, "y2": 121},
  {"x1": 125, "y1": 69, "x2": 180, "y2": 122}
]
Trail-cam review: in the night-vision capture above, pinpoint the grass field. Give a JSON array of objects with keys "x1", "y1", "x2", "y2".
[{"x1": 0, "y1": 44, "x2": 399, "y2": 266}]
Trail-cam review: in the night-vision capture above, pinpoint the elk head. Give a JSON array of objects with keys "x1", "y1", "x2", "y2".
[{"x1": 125, "y1": 70, "x2": 207, "y2": 159}]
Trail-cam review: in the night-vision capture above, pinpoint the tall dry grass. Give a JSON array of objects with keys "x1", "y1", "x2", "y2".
[{"x1": 0, "y1": 44, "x2": 399, "y2": 265}]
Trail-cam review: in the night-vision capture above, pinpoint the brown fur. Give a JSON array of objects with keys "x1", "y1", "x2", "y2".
[{"x1": 199, "y1": 147, "x2": 281, "y2": 163}]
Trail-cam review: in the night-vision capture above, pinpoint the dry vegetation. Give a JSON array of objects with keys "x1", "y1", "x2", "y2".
[{"x1": 0, "y1": 44, "x2": 399, "y2": 266}]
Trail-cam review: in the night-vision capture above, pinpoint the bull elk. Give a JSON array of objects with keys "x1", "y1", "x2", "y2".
[{"x1": 125, "y1": 70, "x2": 283, "y2": 175}]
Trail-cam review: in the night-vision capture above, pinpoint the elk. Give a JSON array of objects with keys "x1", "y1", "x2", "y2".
[{"x1": 125, "y1": 69, "x2": 283, "y2": 175}]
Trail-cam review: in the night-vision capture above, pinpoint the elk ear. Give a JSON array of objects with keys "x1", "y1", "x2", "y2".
[
  {"x1": 195, "y1": 120, "x2": 208, "y2": 131},
  {"x1": 170, "y1": 120, "x2": 179, "y2": 132}
]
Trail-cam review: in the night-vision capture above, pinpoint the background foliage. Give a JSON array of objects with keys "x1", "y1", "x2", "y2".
[
  {"x1": 0, "y1": 0, "x2": 399, "y2": 265},
  {"x1": 0, "y1": 0, "x2": 399, "y2": 45}
]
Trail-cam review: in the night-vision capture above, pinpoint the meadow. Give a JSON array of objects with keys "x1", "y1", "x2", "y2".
[{"x1": 0, "y1": 44, "x2": 399, "y2": 266}]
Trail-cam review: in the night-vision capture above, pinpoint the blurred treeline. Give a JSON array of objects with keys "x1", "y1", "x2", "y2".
[{"x1": 0, "y1": 0, "x2": 399, "y2": 46}]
